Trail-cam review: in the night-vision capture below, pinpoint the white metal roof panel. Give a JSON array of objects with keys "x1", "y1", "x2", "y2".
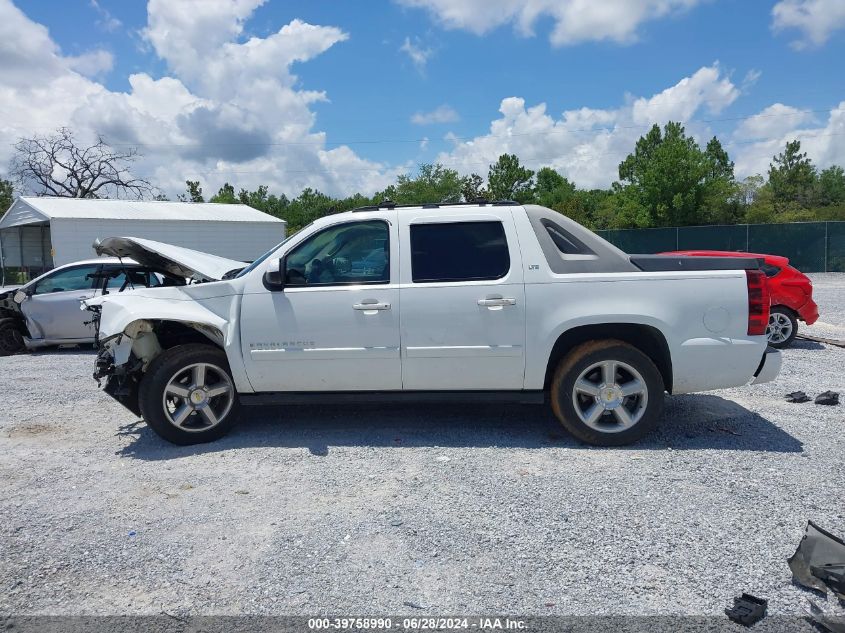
[
  {"x1": 5, "y1": 197, "x2": 285, "y2": 224},
  {"x1": 0, "y1": 198, "x2": 51, "y2": 229}
]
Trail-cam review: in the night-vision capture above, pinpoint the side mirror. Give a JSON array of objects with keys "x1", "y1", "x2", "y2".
[
  {"x1": 262, "y1": 257, "x2": 286, "y2": 291},
  {"x1": 13, "y1": 290, "x2": 27, "y2": 304}
]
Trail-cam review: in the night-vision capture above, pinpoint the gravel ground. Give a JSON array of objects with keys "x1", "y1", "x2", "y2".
[{"x1": 0, "y1": 274, "x2": 843, "y2": 618}]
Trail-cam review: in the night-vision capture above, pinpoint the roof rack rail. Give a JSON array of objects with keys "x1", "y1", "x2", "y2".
[{"x1": 352, "y1": 199, "x2": 521, "y2": 212}]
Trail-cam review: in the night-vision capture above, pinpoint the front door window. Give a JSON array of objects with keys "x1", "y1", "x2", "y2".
[{"x1": 285, "y1": 220, "x2": 389, "y2": 286}]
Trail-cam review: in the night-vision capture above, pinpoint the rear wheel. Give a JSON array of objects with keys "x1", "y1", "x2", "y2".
[
  {"x1": 550, "y1": 340, "x2": 664, "y2": 446},
  {"x1": 0, "y1": 318, "x2": 26, "y2": 356},
  {"x1": 767, "y1": 306, "x2": 797, "y2": 348},
  {"x1": 139, "y1": 344, "x2": 240, "y2": 445}
]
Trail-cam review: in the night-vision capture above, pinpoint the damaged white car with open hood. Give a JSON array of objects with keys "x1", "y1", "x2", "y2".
[
  {"x1": 85, "y1": 202, "x2": 781, "y2": 447},
  {"x1": 0, "y1": 237, "x2": 244, "y2": 356}
]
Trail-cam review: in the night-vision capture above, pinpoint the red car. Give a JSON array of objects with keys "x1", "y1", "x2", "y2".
[{"x1": 663, "y1": 250, "x2": 819, "y2": 348}]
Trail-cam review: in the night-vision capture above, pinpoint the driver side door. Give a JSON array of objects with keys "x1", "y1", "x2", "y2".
[
  {"x1": 239, "y1": 214, "x2": 401, "y2": 392},
  {"x1": 20, "y1": 264, "x2": 101, "y2": 341}
]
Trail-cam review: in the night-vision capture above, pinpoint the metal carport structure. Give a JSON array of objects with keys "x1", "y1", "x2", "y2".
[{"x1": 0, "y1": 196, "x2": 287, "y2": 286}]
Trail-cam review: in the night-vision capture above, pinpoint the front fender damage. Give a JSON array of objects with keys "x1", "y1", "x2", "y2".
[
  {"x1": 93, "y1": 319, "x2": 223, "y2": 417},
  {"x1": 83, "y1": 286, "x2": 233, "y2": 415}
]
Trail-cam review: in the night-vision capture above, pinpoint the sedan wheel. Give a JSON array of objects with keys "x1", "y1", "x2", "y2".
[{"x1": 766, "y1": 307, "x2": 798, "y2": 348}]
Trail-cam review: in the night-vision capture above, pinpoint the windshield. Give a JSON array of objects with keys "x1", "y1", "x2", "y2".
[{"x1": 234, "y1": 232, "x2": 298, "y2": 279}]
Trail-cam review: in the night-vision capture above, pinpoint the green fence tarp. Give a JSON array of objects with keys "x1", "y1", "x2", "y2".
[
  {"x1": 597, "y1": 222, "x2": 844, "y2": 272},
  {"x1": 828, "y1": 221, "x2": 845, "y2": 273},
  {"x1": 599, "y1": 227, "x2": 677, "y2": 254},
  {"x1": 748, "y1": 222, "x2": 827, "y2": 272},
  {"x1": 677, "y1": 224, "x2": 748, "y2": 251}
]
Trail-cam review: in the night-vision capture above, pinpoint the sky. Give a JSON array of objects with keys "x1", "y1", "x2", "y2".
[{"x1": 1, "y1": 0, "x2": 844, "y2": 199}]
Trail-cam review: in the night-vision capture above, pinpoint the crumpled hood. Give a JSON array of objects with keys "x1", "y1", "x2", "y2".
[{"x1": 94, "y1": 237, "x2": 246, "y2": 282}]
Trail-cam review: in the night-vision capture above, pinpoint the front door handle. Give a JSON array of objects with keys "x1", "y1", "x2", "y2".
[
  {"x1": 478, "y1": 297, "x2": 516, "y2": 307},
  {"x1": 353, "y1": 301, "x2": 391, "y2": 312}
]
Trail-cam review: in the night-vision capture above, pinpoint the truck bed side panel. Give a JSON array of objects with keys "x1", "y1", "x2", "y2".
[{"x1": 523, "y1": 272, "x2": 766, "y2": 393}]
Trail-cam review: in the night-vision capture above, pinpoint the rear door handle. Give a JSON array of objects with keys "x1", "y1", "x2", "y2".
[
  {"x1": 353, "y1": 302, "x2": 391, "y2": 311},
  {"x1": 477, "y1": 297, "x2": 516, "y2": 307}
]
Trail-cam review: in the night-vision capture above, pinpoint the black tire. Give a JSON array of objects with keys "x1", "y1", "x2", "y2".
[
  {"x1": 767, "y1": 306, "x2": 798, "y2": 349},
  {"x1": 550, "y1": 339, "x2": 664, "y2": 446},
  {"x1": 0, "y1": 317, "x2": 26, "y2": 356},
  {"x1": 139, "y1": 344, "x2": 240, "y2": 445}
]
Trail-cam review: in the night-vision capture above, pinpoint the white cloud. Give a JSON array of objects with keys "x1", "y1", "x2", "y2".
[
  {"x1": 630, "y1": 64, "x2": 738, "y2": 124},
  {"x1": 394, "y1": 0, "x2": 706, "y2": 46},
  {"x1": 399, "y1": 36, "x2": 433, "y2": 72},
  {"x1": 90, "y1": 0, "x2": 121, "y2": 32},
  {"x1": 66, "y1": 49, "x2": 114, "y2": 77},
  {"x1": 733, "y1": 103, "x2": 845, "y2": 178},
  {"x1": 733, "y1": 103, "x2": 815, "y2": 140},
  {"x1": 433, "y1": 64, "x2": 740, "y2": 188},
  {"x1": 0, "y1": 0, "x2": 399, "y2": 199},
  {"x1": 772, "y1": 0, "x2": 845, "y2": 49},
  {"x1": 741, "y1": 69, "x2": 762, "y2": 92},
  {"x1": 411, "y1": 105, "x2": 459, "y2": 125}
]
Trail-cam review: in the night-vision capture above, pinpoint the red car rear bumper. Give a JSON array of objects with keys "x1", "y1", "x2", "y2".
[{"x1": 796, "y1": 298, "x2": 819, "y2": 325}]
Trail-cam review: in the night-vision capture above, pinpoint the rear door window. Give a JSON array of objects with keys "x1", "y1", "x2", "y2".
[{"x1": 410, "y1": 221, "x2": 510, "y2": 283}]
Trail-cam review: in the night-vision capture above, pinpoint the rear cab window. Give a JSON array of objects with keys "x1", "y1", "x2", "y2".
[{"x1": 410, "y1": 221, "x2": 510, "y2": 283}]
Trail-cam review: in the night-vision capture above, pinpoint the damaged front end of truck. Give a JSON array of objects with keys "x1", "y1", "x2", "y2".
[{"x1": 85, "y1": 237, "x2": 244, "y2": 415}]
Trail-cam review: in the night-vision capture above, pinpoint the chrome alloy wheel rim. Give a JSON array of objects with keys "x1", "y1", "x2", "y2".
[
  {"x1": 162, "y1": 362, "x2": 234, "y2": 432},
  {"x1": 767, "y1": 312, "x2": 793, "y2": 344},
  {"x1": 571, "y1": 360, "x2": 648, "y2": 433}
]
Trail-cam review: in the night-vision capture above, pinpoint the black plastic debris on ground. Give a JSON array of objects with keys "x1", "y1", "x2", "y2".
[
  {"x1": 789, "y1": 521, "x2": 845, "y2": 632},
  {"x1": 807, "y1": 599, "x2": 845, "y2": 633},
  {"x1": 789, "y1": 521, "x2": 845, "y2": 600},
  {"x1": 815, "y1": 391, "x2": 840, "y2": 406},
  {"x1": 725, "y1": 593, "x2": 767, "y2": 626},
  {"x1": 786, "y1": 391, "x2": 812, "y2": 403}
]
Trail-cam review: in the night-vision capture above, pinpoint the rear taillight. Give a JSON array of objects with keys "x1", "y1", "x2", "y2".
[{"x1": 746, "y1": 269, "x2": 770, "y2": 336}]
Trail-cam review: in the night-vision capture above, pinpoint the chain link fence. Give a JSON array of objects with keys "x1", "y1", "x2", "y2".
[{"x1": 597, "y1": 221, "x2": 845, "y2": 272}]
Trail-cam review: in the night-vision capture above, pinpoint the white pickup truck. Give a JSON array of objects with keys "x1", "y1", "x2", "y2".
[{"x1": 85, "y1": 202, "x2": 781, "y2": 446}]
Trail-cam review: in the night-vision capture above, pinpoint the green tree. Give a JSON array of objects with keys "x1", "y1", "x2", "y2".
[
  {"x1": 179, "y1": 180, "x2": 204, "y2": 203},
  {"x1": 615, "y1": 122, "x2": 735, "y2": 227},
  {"x1": 534, "y1": 167, "x2": 576, "y2": 209},
  {"x1": 0, "y1": 178, "x2": 13, "y2": 212},
  {"x1": 282, "y1": 188, "x2": 340, "y2": 232},
  {"x1": 460, "y1": 173, "x2": 487, "y2": 201},
  {"x1": 376, "y1": 163, "x2": 463, "y2": 205},
  {"x1": 704, "y1": 137, "x2": 734, "y2": 182},
  {"x1": 209, "y1": 182, "x2": 238, "y2": 204},
  {"x1": 487, "y1": 154, "x2": 535, "y2": 203},
  {"x1": 816, "y1": 165, "x2": 845, "y2": 206},
  {"x1": 768, "y1": 140, "x2": 816, "y2": 208}
]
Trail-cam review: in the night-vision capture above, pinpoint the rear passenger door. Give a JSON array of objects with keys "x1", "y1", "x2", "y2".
[{"x1": 398, "y1": 210, "x2": 526, "y2": 390}]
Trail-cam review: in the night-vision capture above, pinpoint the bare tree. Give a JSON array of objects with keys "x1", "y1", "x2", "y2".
[{"x1": 9, "y1": 127, "x2": 154, "y2": 199}]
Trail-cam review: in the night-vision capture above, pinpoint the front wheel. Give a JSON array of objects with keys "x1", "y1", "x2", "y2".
[
  {"x1": 550, "y1": 340, "x2": 664, "y2": 446},
  {"x1": 0, "y1": 318, "x2": 26, "y2": 356},
  {"x1": 139, "y1": 344, "x2": 240, "y2": 445},
  {"x1": 767, "y1": 306, "x2": 798, "y2": 348}
]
